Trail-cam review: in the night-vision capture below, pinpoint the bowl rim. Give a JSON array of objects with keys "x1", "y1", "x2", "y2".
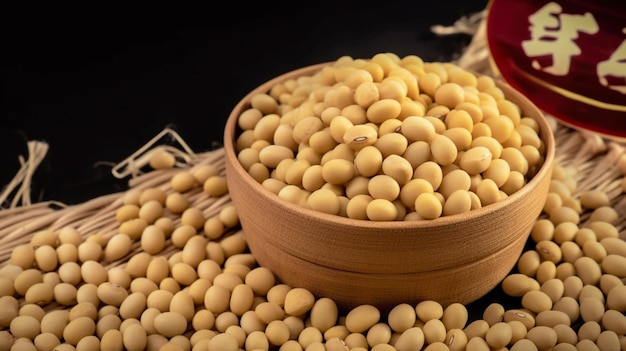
[{"x1": 223, "y1": 61, "x2": 556, "y2": 230}]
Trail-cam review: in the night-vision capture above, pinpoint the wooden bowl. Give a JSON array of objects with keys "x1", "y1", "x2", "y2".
[{"x1": 223, "y1": 61, "x2": 555, "y2": 312}]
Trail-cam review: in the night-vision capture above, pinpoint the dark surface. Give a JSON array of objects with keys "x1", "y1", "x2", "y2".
[
  {"x1": 1, "y1": 2, "x2": 523, "y2": 319},
  {"x1": 1, "y1": 2, "x2": 489, "y2": 205}
]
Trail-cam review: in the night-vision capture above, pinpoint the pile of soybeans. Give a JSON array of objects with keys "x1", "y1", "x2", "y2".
[{"x1": 1, "y1": 69, "x2": 626, "y2": 351}]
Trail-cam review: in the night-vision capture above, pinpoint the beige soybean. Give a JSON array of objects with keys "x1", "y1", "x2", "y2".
[
  {"x1": 413, "y1": 161, "x2": 442, "y2": 190},
  {"x1": 321, "y1": 158, "x2": 355, "y2": 185},
  {"x1": 104, "y1": 233, "x2": 132, "y2": 262},
  {"x1": 346, "y1": 194, "x2": 373, "y2": 219},
  {"x1": 390, "y1": 327, "x2": 425, "y2": 351},
  {"x1": 33, "y1": 332, "x2": 61, "y2": 350},
  {"x1": 375, "y1": 132, "x2": 408, "y2": 157},
  {"x1": 517, "y1": 250, "x2": 541, "y2": 277},
  {"x1": 503, "y1": 309, "x2": 536, "y2": 330},
  {"x1": 56, "y1": 243, "x2": 79, "y2": 265},
  {"x1": 444, "y1": 328, "x2": 468, "y2": 351},
  {"x1": 536, "y1": 240, "x2": 563, "y2": 264},
  {"x1": 438, "y1": 169, "x2": 471, "y2": 199},
  {"x1": 346, "y1": 176, "x2": 371, "y2": 198},
  {"x1": 63, "y1": 316, "x2": 96, "y2": 345},
  {"x1": 510, "y1": 339, "x2": 539, "y2": 351},
  {"x1": 353, "y1": 79, "x2": 380, "y2": 108},
  {"x1": 601, "y1": 254, "x2": 626, "y2": 277},
  {"x1": 400, "y1": 178, "x2": 434, "y2": 209},
  {"x1": 462, "y1": 320, "x2": 490, "y2": 341},
  {"x1": 204, "y1": 284, "x2": 231, "y2": 314},
  {"x1": 343, "y1": 124, "x2": 378, "y2": 151},
  {"x1": 58, "y1": 261, "x2": 82, "y2": 285},
  {"x1": 485, "y1": 322, "x2": 512, "y2": 349},
  {"x1": 307, "y1": 188, "x2": 340, "y2": 215},
  {"x1": 378, "y1": 77, "x2": 407, "y2": 102},
  {"x1": 68, "y1": 302, "x2": 98, "y2": 322},
  {"x1": 352, "y1": 146, "x2": 382, "y2": 178},
  {"x1": 575, "y1": 256, "x2": 602, "y2": 285},
  {"x1": 366, "y1": 198, "x2": 398, "y2": 221},
  {"x1": 139, "y1": 199, "x2": 163, "y2": 225},
  {"x1": 307, "y1": 297, "x2": 339, "y2": 333},
  {"x1": 526, "y1": 325, "x2": 558, "y2": 351},
  {"x1": 586, "y1": 221, "x2": 619, "y2": 240},
  {"x1": 465, "y1": 336, "x2": 491, "y2": 351},
  {"x1": 414, "y1": 300, "x2": 443, "y2": 322},
  {"x1": 122, "y1": 323, "x2": 148, "y2": 351},
  {"x1": 441, "y1": 302, "x2": 468, "y2": 331},
  {"x1": 443, "y1": 127, "x2": 473, "y2": 152},
  {"x1": 539, "y1": 278, "x2": 564, "y2": 303},
  {"x1": 574, "y1": 230, "x2": 594, "y2": 252},
  {"x1": 582, "y1": 240, "x2": 607, "y2": 262},
  {"x1": 138, "y1": 187, "x2": 166, "y2": 206},
  {"x1": 422, "y1": 319, "x2": 446, "y2": 344},
  {"x1": 254, "y1": 301, "x2": 285, "y2": 324},
  {"x1": 535, "y1": 310, "x2": 571, "y2": 328},
  {"x1": 382, "y1": 154, "x2": 413, "y2": 185},
  {"x1": 386, "y1": 303, "x2": 417, "y2": 333},
  {"x1": 554, "y1": 222, "x2": 579, "y2": 244},
  {"x1": 549, "y1": 206, "x2": 580, "y2": 226},
  {"x1": 130, "y1": 277, "x2": 159, "y2": 297},
  {"x1": 366, "y1": 98, "x2": 401, "y2": 123},
  {"x1": 323, "y1": 325, "x2": 350, "y2": 342},
  {"x1": 599, "y1": 273, "x2": 624, "y2": 297},
  {"x1": 345, "y1": 304, "x2": 381, "y2": 333},
  {"x1": 401, "y1": 116, "x2": 436, "y2": 142},
  {"x1": 153, "y1": 311, "x2": 188, "y2": 338},
  {"x1": 10, "y1": 315, "x2": 40, "y2": 339},
  {"x1": 24, "y1": 282, "x2": 54, "y2": 305},
  {"x1": 459, "y1": 146, "x2": 492, "y2": 175},
  {"x1": 434, "y1": 82, "x2": 464, "y2": 108},
  {"x1": 80, "y1": 260, "x2": 107, "y2": 285},
  {"x1": 443, "y1": 189, "x2": 472, "y2": 216},
  {"x1": 250, "y1": 93, "x2": 278, "y2": 114},
  {"x1": 482, "y1": 158, "x2": 511, "y2": 187},
  {"x1": 19, "y1": 303, "x2": 45, "y2": 323},
  {"x1": 33, "y1": 245, "x2": 57, "y2": 272},
  {"x1": 115, "y1": 204, "x2": 140, "y2": 225},
  {"x1": 430, "y1": 134, "x2": 458, "y2": 166},
  {"x1": 402, "y1": 141, "x2": 431, "y2": 171},
  {"x1": 54, "y1": 283, "x2": 78, "y2": 305},
  {"x1": 507, "y1": 320, "x2": 528, "y2": 344},
  {"x1": 29, "y1": 229, "x2": 57, "y2": 248},
  {"x1": 366, "y1": 322, "x2": 392, "y2": 347},
  {"x1": 368, "y1": 174, "x2": 400, "y2": 201},
  {"x1": 100, "y1": 329, "x2": 124, "y2": 351},
  {"x1": 536, "y1": 260, "x2": 557, "y2": 284},
  {"x1": 118, "y1": 218, "x2": 147, "y2": 241},
  {"x1": 588, "y1": 206, "x2": 619, "y2": 224},
  {"x1": 606, "y1": 285, "x2": 626, "y2": 312},
  {"x1": 253, "y1": 113, "x2": 281, "y2": 143},
  {"x1": 502, "y1": 273, "x2": 536, "y2": 297},
  {"x1": 602, "y1": 309, "x2": 626, "y2": 335},
  {"x1": 482, "y1": 303, "x2": 505, "y2": 326},
  {"x1": 580, "y1": 296, "x2": 605, "y2": 323}
]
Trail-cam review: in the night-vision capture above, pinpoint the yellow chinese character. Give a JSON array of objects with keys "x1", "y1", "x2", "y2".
[
  {"x1": 522, "y1": 2, "x2": 599, "y2": 76},
  {"x1": 597, "y1": 28, "x2": 626, "y2": 94}
]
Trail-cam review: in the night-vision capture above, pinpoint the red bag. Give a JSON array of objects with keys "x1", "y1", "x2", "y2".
[{"x1": 487, "y1": 0, "x2": 626, "y2": 140}]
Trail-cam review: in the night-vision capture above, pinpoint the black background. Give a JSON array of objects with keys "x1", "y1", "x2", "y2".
[
  {"x1": 1, "y1": 1, "x2": 528, "y2": 320},
  {"x1": 1, "y1": 1, "x2": 490, "y2": 205}
]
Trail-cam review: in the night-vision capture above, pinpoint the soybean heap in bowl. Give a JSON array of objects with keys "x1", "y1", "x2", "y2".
[{"x1": 224, "y1": 53, "x2": 555, "y2": 312}]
